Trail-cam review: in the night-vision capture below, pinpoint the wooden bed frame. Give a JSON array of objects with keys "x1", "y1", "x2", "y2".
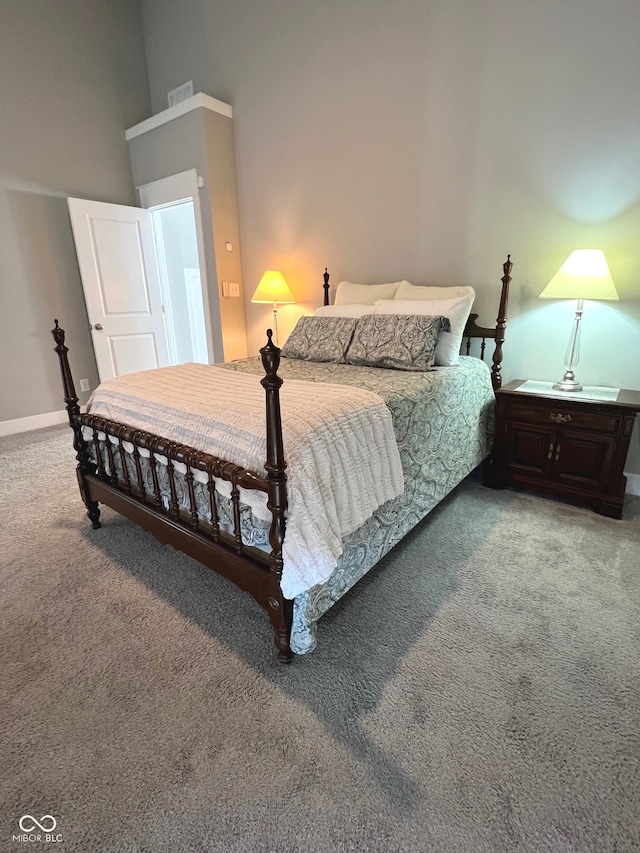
[{"x1": 52, "y1": 256, "x2": 511, "y2": 663}]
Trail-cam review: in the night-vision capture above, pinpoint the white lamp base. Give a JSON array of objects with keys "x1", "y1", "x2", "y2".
[{"x1": 553, "y1": 299, "x2": 584, "y2": 393}]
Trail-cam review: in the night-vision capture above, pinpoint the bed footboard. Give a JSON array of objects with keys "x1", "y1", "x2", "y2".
[{"x1": 51, "y1": 322, "x2": 293, "y2": 663}]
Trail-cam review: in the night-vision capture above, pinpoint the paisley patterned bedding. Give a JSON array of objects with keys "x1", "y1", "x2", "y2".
[{"x1": 222, "y1": 355, "x2": 495, "y2": 653}]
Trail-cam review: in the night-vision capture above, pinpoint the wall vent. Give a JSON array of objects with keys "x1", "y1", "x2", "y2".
[{"x1": 167, "y1": 81, "x2": 194, "y2": 108}]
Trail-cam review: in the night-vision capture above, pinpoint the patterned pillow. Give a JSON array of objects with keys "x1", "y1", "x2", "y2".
[
  {"x1": 374, "y1": 294, "x2": 474, "y2": 366},
  {"x1": 281, "y1": 316, "x2": 358, "y2": 363},
  {"x1": 346, "y1": 314, "x2": 451, "y2": 371}
]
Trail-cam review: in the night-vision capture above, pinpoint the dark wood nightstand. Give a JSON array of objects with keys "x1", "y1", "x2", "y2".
[{"x1": 486, "y1": 380, "x2": 640, "y2": 518}]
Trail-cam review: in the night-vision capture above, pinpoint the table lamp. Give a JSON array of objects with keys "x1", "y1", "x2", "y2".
[
  {"x1": 251, "y1": 271, "x2": 295, "y2": 345},
  {"x1": 539, "y1": 249, "x2": 618, "y2": 392}
]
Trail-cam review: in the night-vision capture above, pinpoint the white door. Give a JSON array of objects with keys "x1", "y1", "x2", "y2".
[{"x1": 68, "y1": 197, "x2": 170, "y2": 382}]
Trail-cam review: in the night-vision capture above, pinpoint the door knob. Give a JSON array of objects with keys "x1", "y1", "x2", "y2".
[{"x1": 92, "y1": 323, "x2": 104, "y2": 331}]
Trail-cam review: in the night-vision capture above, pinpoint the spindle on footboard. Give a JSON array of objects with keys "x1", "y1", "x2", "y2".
[{"x1": 78, "y1": 412, "x2": 269, "y2": 552}]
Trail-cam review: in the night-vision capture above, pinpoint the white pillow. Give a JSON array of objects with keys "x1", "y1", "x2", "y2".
[
  {"x1": 374, "y1": 294, "x2": 475, "y2": 366},
  {"x1": 314, "y1": 303, "x2": 374, "y2": 318},
  {"x1": 334, "y1": 280, "x2": 408, "y2": 305},
  {"x1": 395, "y1": 282, "x2": 475, "y2": 301}
]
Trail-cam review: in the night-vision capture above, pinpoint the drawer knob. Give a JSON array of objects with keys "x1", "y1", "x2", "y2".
[{"x1": 549, "y1": 412, "x2": 572, "y2": 423}]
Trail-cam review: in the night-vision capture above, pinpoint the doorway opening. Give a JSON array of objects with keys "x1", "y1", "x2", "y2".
[
  {"x1": 139, "y1": 168, "x2": 216, "y2": 366},
  {"x1": 150, "y1": 200, "x2": 208, "y2": 365}
]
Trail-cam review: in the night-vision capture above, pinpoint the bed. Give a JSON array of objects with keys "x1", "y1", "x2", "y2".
[{"x1": 51, "y1": 255, "x2": 512, "y2": 662}]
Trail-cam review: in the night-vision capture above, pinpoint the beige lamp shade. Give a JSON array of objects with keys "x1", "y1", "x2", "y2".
[
  {"x1": 251, "y1": 271, "x2": 295, "y2": 304},
  {"x1": 539, "y1": 250, "x2": 618, "y2": 301}
]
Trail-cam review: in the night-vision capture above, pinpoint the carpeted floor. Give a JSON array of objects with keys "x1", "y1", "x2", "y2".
[{"x1": 2, "y1": 425, "x2": 639, "y2": 853}]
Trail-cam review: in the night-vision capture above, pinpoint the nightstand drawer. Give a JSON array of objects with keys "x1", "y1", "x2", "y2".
[{"x1": 506, "y1": 403, "x2": 620, "y2": 435}]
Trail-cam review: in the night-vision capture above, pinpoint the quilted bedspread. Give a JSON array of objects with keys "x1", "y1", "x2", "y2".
[{"x1": 86, "y1": 363, "x2": 403, "y2": 598}]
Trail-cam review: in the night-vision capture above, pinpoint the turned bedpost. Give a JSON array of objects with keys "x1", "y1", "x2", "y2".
[
  {"x1": 51, "y1": 320, "x2": 101, "y2": 528},
  {"x1": 323, "y1": 268, "x2": 330, "y2": 306},
  {"x1": 491, "y1": 254, "x2": 512, "y2": 391},
  {"x1": 52, "y1": 319, "x2": 81, "y2": 419},
  {"x1": 260, "y1": 328, "x2": 292, "y2": 662}
]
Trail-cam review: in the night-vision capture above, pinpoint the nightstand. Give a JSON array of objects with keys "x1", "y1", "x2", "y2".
[{"x1": 486, "y1": 380, "x2": 640, "y2": 518}]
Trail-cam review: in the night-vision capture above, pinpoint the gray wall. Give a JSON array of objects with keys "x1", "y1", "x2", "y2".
[
  {"x1": 202, "y1": 108, "x2": 247, "y2": 361},
  {"x1": 0, "y1": 0, "x2": 150, "y2": 421},
  {"x1": 140, "y1": 0, "x2": 640, "y2": 473}
]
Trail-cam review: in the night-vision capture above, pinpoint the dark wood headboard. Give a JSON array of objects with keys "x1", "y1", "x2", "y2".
[{"x1": 321, "y1": 255, "x2": 511, "y2": 391}]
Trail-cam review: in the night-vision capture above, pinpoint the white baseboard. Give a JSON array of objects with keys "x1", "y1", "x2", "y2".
[
  {"x1": 626, "y1": 472, "x2": 640, "y2": 497},
  {"x1": 0, "y1": 410, "x2": 68, "y2": 437}
]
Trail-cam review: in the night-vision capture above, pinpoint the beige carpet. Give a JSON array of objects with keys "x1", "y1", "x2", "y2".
[{"x1": 2, "y1": 425, "x2": 640, "y2": 852}]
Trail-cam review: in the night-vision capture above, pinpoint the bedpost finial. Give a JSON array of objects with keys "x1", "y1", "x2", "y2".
[
  {"x1": 52, "y1": 319, "x2": 66, "y2": 348},
  {"x1": 322, "y1": 267, "x2": 331, "y2": 306},
  {"x1": 260, "y1": 327, "x2": 281, "y2": 379}
]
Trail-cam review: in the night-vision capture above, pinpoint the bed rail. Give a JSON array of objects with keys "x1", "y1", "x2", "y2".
[{"x1": 51, "y1": 322, "x2": 294, "y2": 662}]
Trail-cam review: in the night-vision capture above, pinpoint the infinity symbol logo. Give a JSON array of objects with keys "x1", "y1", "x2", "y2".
[{"x1": 19, "y1": 815, "x2": 57, "y2": 833}]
